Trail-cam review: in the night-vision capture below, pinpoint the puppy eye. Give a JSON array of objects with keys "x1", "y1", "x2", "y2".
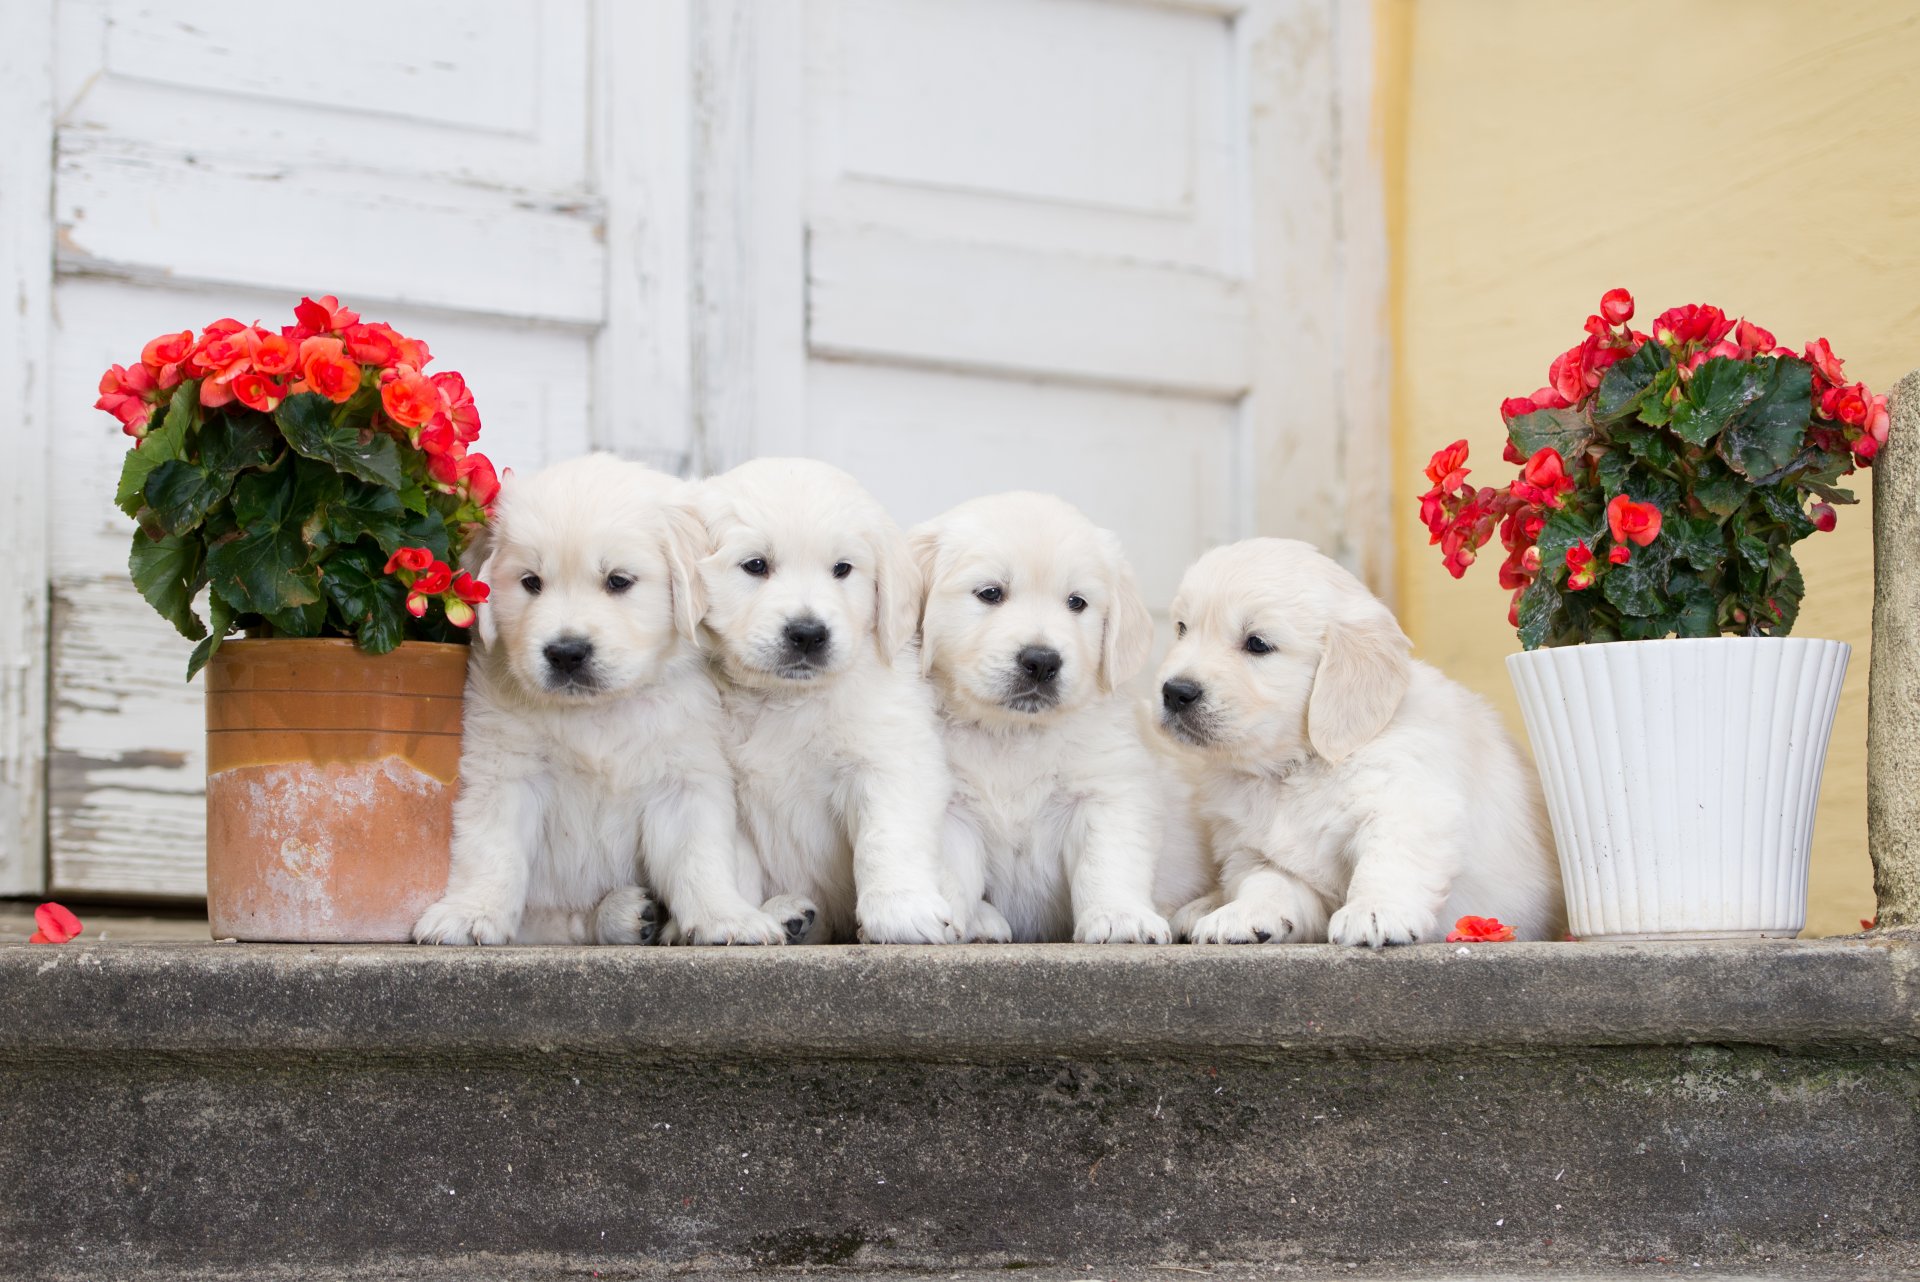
[
  {"x1": 521, "y1": 573, "x2": 542, "y2": 596},
  {"x1": 1244, "y1": 635, "x2": 1273, "y2": 655},
  {"x1": 1176, "y1": 621, "x2": 1187, "y2": 638},
  {"x1": 741, "y1": 557, "x2": 769, "y2": 577},
  {"x1": 1066, "y1": 594, "x2": 1088, "y2": 613},
  {"x1": 974, "y1": 586, "x2": 1004, "y2": 605},
  {"x1": 833, "y1": 561, "x2": 853, "y2": 580},
  {"x1": 605, "y1": 573, "x2": 634, "y2": 594}
]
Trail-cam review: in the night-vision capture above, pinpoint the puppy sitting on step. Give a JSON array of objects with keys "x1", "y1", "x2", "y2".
[
  {"x1": 691, "y1": 458, "x2": 979, "y2": 944},
  {"x1": 1153, "y1": 538, "x2": 1562, "y2": 946},
  {"x1": 413, "y1": 455, "x2": 793, "y2": 946},
  {"x1": 911, "y1": 493, "x2": 1214, "y2": 943}
]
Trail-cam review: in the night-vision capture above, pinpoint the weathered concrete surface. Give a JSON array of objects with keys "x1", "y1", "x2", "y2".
[
  {"x1": 1, "y1": 941, "x2": 1915, "y2": 1281},
  {"x1": 1871, "y1": 368, "x2": 1920, "y2": 929}
]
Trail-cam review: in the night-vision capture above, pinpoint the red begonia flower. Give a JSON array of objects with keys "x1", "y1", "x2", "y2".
[
  {"x1": 1606, "y1": 494, "x2": 1663, "y2": 546},
  {"x1": 384, "y1": 547, "x2": 434, "y2": 576}
]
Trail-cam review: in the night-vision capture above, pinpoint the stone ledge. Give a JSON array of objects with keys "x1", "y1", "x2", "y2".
[
  {"x1": 2, "y1": 937, "x2": 1915, "y2": 1059},
  {"x1": 6, "y1": 938, "x2": 1915, "y2": 1279}
]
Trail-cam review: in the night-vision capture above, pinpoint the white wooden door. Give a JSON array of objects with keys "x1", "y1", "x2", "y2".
[
  {"x1": 0, "y1": 0, "x2": 1385, "y2": 899},
  {"x1": 690, "y1": 0, "x2": 1389, "y2": 614},
  {"x1": 23, "y1": 0, "x2": 689, "y2": 897}
]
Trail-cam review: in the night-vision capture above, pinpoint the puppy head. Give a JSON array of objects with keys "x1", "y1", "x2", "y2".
[
  {"x1": 911, "y1": 492, "x2": 1153, "y2": 724},
  {"x1": 690, "y1": 458, "x2": 918, "y2": 688},
  {"x1": 1153, "y1": 538, "x2": 1410, "y2": 766},
  {"x1": 469, "y1": 454, "x2": 706, "y2": 702}
]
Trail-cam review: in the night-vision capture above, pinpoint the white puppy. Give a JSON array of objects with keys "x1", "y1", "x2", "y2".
[
  {"x1": 1153, "y1": 538, "x2": 1562, "y2": 946},
  {"x1": 911, "y1": 493, "x2": 1214, "y2": 943},
  {"x1": 691, "y1": 457, "x2": 976, "y2": 944},
  {"x1": 413, "y1": 454, "x2": 792, "y2": 946}
]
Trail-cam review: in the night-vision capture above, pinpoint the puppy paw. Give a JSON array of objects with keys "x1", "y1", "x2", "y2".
[
  {"x1": 1075, "y1": 907, "x2": 1172, "y2": 944},
  {"x1": 413, "y1": 898, "x2": 517, "y2": 946},
  {"x1": 1327, "y1": 901, "x2": 1436, "y2": 949},
  {"x1": 1170, "y1": 892, "x2": 1225, "y2": 942},
  {"x1": 761, "y1": 894, "x2": 820, "y2": 944},
  {"x1": 1189, "y1": 898, "x2": 1305, "y2": 945},
  {"x1": 676, "y1": 907, "x2": 788, "y2": 946},
  {"x1": 588, "y1": 886, "x2": 660, "y2": 945},
  {"x1": 855, "y1": 890, "x2": 962, "y2": 944},
  {"x1": 967, "y1": 900, "x2": 1014, "y2": 944}
]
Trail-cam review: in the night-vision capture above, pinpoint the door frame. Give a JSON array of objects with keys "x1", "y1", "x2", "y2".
[{"x1": 0, "y1": 0, "x2": 55, "y2": 895}]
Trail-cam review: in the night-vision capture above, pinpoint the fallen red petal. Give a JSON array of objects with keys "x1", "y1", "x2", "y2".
[{"x1": 32, "y1": 901, "x2": 83, "y2": 944}]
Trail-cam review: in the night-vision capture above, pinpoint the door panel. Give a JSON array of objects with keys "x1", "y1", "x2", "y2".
[
  {"x1": 814, "y1": 362, "x2": 1240, "y2": 605},
  {"x1": 712, "y1": 0, "x2": 1352, "y2": 628}
]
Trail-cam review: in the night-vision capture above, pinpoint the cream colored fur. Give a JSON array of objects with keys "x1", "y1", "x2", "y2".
[
  {"x1": 413, "y1": 454, "x2": 789, "y2": 947},
  {"x1": 912, "y1": 492, "x2": 1213, "y2": 943},
  {"x1": 691, "y1": 458, "x2": 978, "y2": 944},
  {"x1": 1153, "y1": 538, "x2": 1563, "y2": 946}
]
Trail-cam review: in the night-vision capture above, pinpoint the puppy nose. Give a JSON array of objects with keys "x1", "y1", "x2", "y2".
[
  {"x1": 784, "y1": 618, "x2": 830, "y2": 655},
  {"x1": 1017, "y1": 645, "x2": 1062, "y2": 684},
  {"x1": 1162, "y1": 677, "x2": 1204, "y2": 711},
  {"x1": 543, "y1": 636, "x2": 594, "y2": 675}
]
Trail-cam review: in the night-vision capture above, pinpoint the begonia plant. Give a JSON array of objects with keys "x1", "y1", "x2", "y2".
[
  {"x1": 1420, "y1": 288, "x2": 1887, "y2": 648},
  {"x1": 97, "y1": 296, "x2": 497, "y2": 678}
]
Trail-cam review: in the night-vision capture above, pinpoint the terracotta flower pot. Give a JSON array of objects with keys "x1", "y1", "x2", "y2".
[{"x1": 205, "y1": 638, "x2": 468, "y2": 942}]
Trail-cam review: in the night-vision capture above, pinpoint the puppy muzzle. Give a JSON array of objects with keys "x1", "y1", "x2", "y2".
[
  {"x1": 542, "y1": 634, "x2": 602, "y2": 695},
  {"x1": 999, "y1": 644, "x2": 1065, "y2": 714},
  {"x1": 1158, "y1": 676, "x2": 1215, "y2": 745},
  {"x1": 763, "y1": 614, "x2": 835, "y2": 681}
]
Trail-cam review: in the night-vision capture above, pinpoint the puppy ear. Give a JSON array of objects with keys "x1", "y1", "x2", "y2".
[
  {"x1": 1097, "y1": 529, "x2": 1155, "y2": 693},
  {"x1": 662, "y1": 501, "x2": 711, "y2": 642},
  {"x1": 906, "y1": 522, "x2": 943, "y2": 677},
  {"x1": 871, "y1": 521, "x2": 924, "y2": 662},
  {"x1": 460, "y1": 519, "x2": 500, "y2": 649},
  {"x1": 1306, "y1": 604, "x2": 1412, "y2": 763}
]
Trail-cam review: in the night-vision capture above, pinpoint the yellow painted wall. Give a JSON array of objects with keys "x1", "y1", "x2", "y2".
[{"x1": 1379, "y1": 0, "x2": 1920, "y2": 936}]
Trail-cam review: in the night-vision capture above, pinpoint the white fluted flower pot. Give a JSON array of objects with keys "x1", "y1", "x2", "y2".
[{"x1": 1507, "y1": 637, "x2": 1849, "y2": 941}]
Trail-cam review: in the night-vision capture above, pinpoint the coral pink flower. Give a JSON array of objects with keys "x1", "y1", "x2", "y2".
[
  {"x1": 1803, "y1": 337, "x2": 1845, "y2": 386},
  {"x1": 1733, "y1": 318, "x2": 1775, "y2": 359},
  {"x1": 380, "y1": 367, "x2": 440, "y2": 429},
  {"x1": 412, "y1": 561, "x2": 452, "y2": 596},
  {"x1": 340, "y1": 323, "x2": 396, "y2": 366},
  {"x1": 292, "y1": 295, "x2": 360, "y2": 338},
  {"x1": 141, "y1": 331, "x2": 195, "y2": 387},
  {"x1": 1565, "y1": 542, "x2": 1596, "y2": 591},
  {"x1": 1607, "y1": 494, "x2": 1663, "y2": 546},
  {"x1": 231, "y1": 372, "x2": 285, "y2": 414},
  {"x1": 431, "y1": 372, "x2": 481, "y2": 442},
  {"x1": 96, "y1": 363, "x2": 158, "y2": 435},
  {"x1": 296, "y1": 337, "x2": 362, "y2": 404},
  {"x1": 1651, "y1": 303, "x2": 1733, "y2": 349},
  {"x1": 1425, "y1": 439, "x2": 1471, "y2": 489},
  {"x1": 1599, "y1": 288, "x2": 1634, "y2": 326},
  {"x1": 1515, "y1": 447, "x2": 1575, "y2": 507},
  {"x1": 384, "y1": 546, "x2": 434, "y2": 575},
  {"x1": 460, "y1": 453, "x2": 501, "y2": 509},
  {"x1": 1608, "y1": 544, "x2": 1631, "y2": 565},
  {"x1": 250, "y1": 330, "x2": 299, "y2": 378}
]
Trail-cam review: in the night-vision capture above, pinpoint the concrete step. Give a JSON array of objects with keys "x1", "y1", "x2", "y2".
[{"x1": 2, "y1": 939, "x2": 1915, "y2": 1281}]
